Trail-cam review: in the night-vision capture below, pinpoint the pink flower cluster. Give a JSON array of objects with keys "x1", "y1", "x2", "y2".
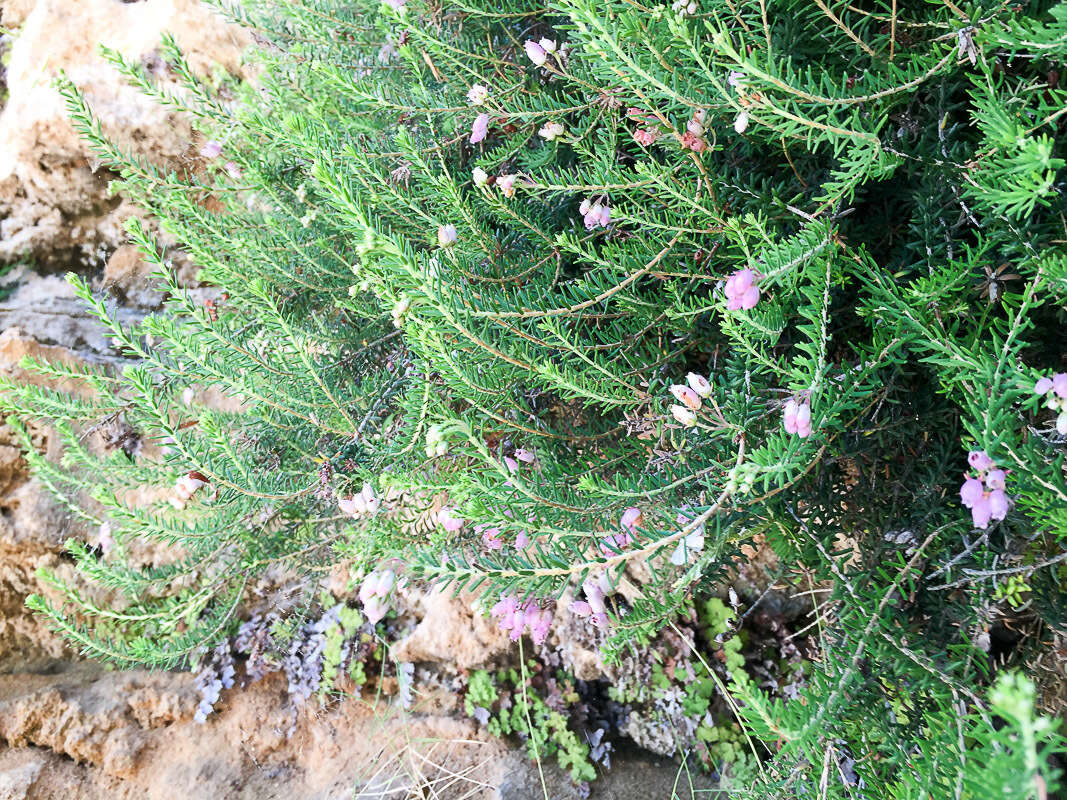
[
  {"x1": 724, "y1": 268, "x2": 760, "y2": 310},
  {"x1": 681, "y1": 109, "x2": 708, "y2": 152},
  {"x1": 491, "y1": 595, "x2": 553, "y2": 645},
  {"x1": 625, "y1": 107, "x2": 708, "y2": 151},
  {"x1": 1034, "y1": 372, "x2": 1067, "y2": 434},
  {"x1": 633, "y1": 127, "x2": 659, "y2": 146},
  {"x1": 783, "y1": 397, "x2": 813, "y2": 438},
  {"x1": 668, "y1": 372, "x2": 712, "y2": 427},
  {"x1": 626, "y1": 108, "x2": 662, "y2": 147},
  {"x1": 359, "y1": 569, "x2": 395, "y2": 624},
  {"x1": 579, "y1": 197, "x2": 611, "y2": 229},
  {"x1": 601, "y1": 507, "x2": 640, "y2": 554},
  {"x1": 959, "y1": 450, "x2": 1010, "y2": 529},
  {"x1": 524, "y1": 38, "x2": 557, "y2": 67},
  {"x1": 338, "y1": 482, "x2": 380, "y2": 517},
  {"x1": 571, "y1": 573, "x2": 617, "y2": 627},
  {"x1": 436, "y1": 505, "x2": 464, "y2": 532}
]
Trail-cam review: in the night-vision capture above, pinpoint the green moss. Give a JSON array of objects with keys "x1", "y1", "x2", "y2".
[
  {"x1": 462, "y1": 666, "x2": 596, "y2": 783},
  {"x1": 319, "y1": 604, "x2": 366, "y2": 695}
]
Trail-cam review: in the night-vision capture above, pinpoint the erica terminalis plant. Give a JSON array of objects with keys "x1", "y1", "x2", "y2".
[{"x1": 2, "y1": 0, "x2": 1066, "y2": 794}]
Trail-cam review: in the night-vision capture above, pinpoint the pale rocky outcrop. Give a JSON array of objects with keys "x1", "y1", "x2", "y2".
[
  {"x1": 0, "y1": 0, "x2": 249, "y2": 268},
  {"x1": 392, "y1": 588, "x2": 514, "y2": 671},
  {"x1": 0, "y1": 661, "x2": 717, "y2": 800}
]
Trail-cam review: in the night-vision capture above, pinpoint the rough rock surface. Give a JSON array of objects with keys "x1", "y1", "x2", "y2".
[
  {"x1": 0, "y1": 663, "x2": 507, "y2": 799},
  {"x1": 392, "y1": 588, "x2": 514, "y2": 671},
  {"x1": 0, "y1": 272, "x2": 144, "y2": 359},
  {"x1": 0, "y1": 661, "x2": 716, "y2": 800},
  {"x1": 0, "y1": 327, "x2": 90, "y2": 671},
  {"x1": 0, "y1": 0, "x2": 249, "y2": 268}
]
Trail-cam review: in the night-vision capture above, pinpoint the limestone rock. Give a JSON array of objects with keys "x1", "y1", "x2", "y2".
[
  {"x1": 0, "y1": 665, "x2": 515, "y2": 800},
  {"x1": 102, "y1": 245, "x2": 162, "y2": 308},
  {"x1": 0, "y1": 751, "x2": 44, "y2": 800},
  {"x1": 0, "y1": 276, "x2": 144, "y2": 359},
  {"x1": 391, "y1": 588, "x2": 514, "y2": 671},
  {"x1": 0, "y1": 0, "x2": 249, "y2": 267}
]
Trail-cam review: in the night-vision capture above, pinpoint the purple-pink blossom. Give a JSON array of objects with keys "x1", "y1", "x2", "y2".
[
  {"x1": 783, "y1": 398, "x2": 813, "y2": 438},
  {"x1": 470, "y1": 113, "x2": 489, "y2": 144},
  {"x1": 514, "y1": 448, "x2": 537, "y2": 464},
  {"x1": 491, "y1": 595, "x2": 553, "y2": 644},
  {"x1": 578, "y1": 197, "x2": 611, "y2": 229},
  {"x1": 970, "y1": 495, "x2": 993, "y2": 528},
  {"x1": 575, "y1": 576, "x2": 614, "y2": 627},
  {"x1": 724, "y1": 269, "x2": 760, "y2": 311},
  {"x1": 988, "y1": 489, "x2": 1009, "y2": 519},
  {"x1": 1054, "y1": 373, "x2": 1067, "y2": 399},
  {"x1": 359, "y1": 569, "x2": 395, "y2": 624},
  {"x1": 620, "y1": 507, "x2": 643, "y2": 532},
  {"x1": 601, "y1": 508, "x2": 640, "y2": 554},
  {"x1": 200, "y1": 140, "x2": 223, "y2": 159},
  {"x1": 959, "y1": 452, "x2": 1010, "y2": 529},
  {"x1": 437, "y1": 505, "x2": 464, "y2": 532},
  {"x1": 985, "y1": 469, "x2": 1007, "y2": 491},
  {"x1": 959, "y1": 477, "x2": 983, "y2": 507},
  {"x1": 967, "y1": 489, "x2": 1009, "y2": 529},
  {"x1": 524, "y1": 40, "x2": 547, "y2": 66},
  {"x1": 1034, "y1": 371, "x2": 1067, "y2": 433}
]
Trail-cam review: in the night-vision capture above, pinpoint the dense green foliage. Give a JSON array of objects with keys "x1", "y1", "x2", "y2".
[{"x1": 3, "y1": 0, "x2": 1067, "y2": 794}]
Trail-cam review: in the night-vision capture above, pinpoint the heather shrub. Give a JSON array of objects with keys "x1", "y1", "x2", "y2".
[{"x1": 3, "y1": 0, "x2": 1067, "y2": 794}]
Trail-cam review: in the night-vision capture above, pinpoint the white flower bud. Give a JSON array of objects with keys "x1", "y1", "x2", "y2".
[{"x1": 437, "y1": 223, "x2": 458, "y2": 248}]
